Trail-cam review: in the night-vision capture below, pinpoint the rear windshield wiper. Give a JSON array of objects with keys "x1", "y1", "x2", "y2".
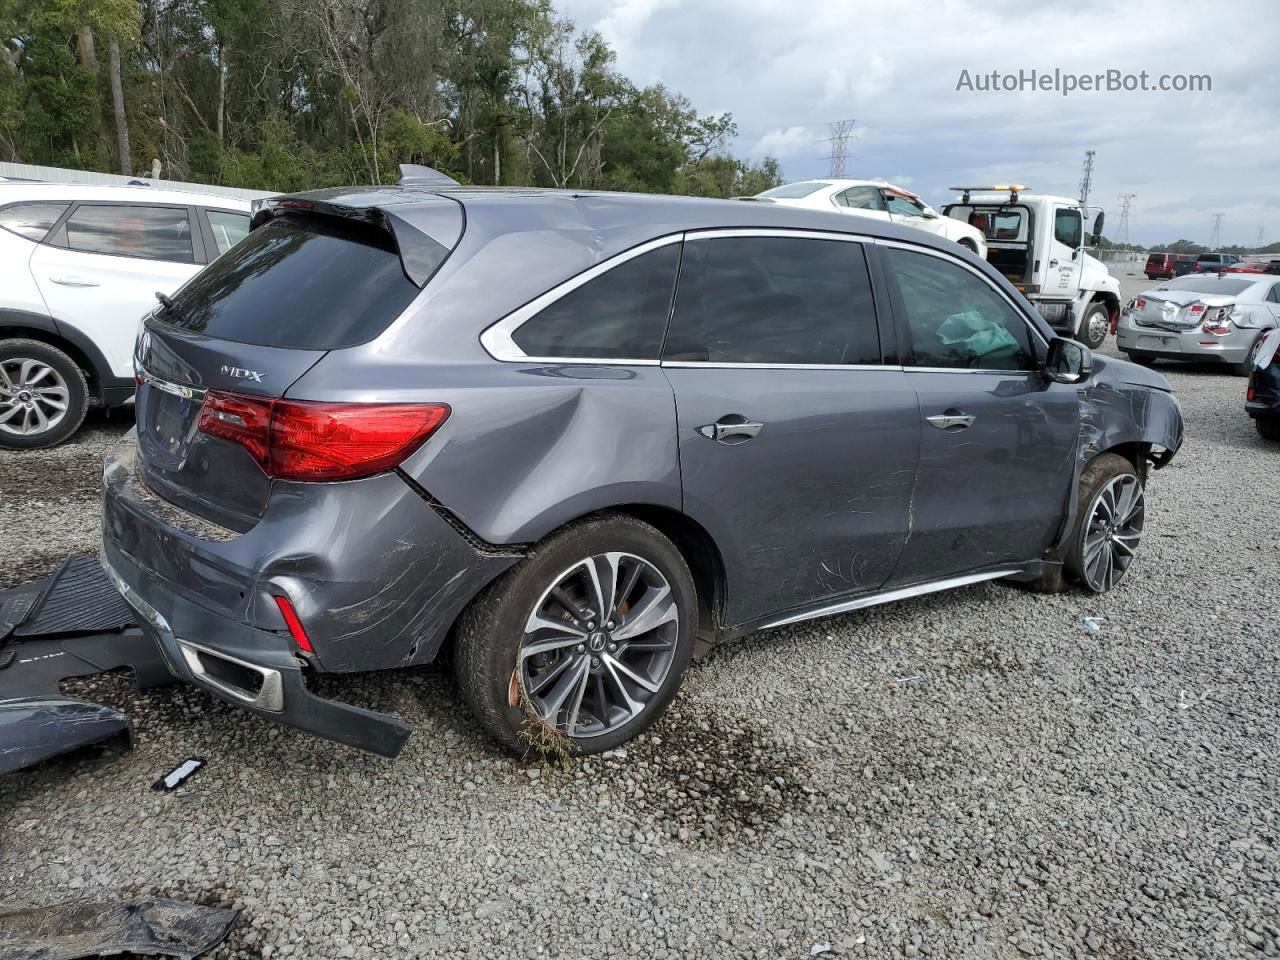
[{"x1": 154, "y1": 291, "x2": 188, "y2": 324}]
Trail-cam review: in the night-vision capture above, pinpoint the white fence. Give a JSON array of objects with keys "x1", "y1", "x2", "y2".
[{"x1": 0, "y1": 161, "x2": 273, "y2": 200}]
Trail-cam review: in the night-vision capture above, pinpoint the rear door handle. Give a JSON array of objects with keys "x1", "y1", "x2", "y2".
[
  {"x1": 927, "y1": 411, "x2": 976, "y2": 431},
  {"x1": 49, "y1": 275, "x2": 100, "y2": 287},
  {"x1": 697, "y1": 416, "x2": 764, "y2": 443}
]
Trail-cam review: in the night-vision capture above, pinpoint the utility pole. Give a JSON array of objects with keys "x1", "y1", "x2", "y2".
[
  {"x1": 1078, "y1": 149, "x2": 1096, "y2": 207},
  {"x1": 824, "y1": 119, "x2": 857, "y2": 179},
  {"x1": 1117, "y1": 192, "x2": 1136, "y2": 249},
  {"x1": 1209, "y1": 213, "x2": 1224, "y2": 251}
]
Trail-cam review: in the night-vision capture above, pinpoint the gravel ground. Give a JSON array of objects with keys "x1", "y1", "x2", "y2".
[{"x1": 2, "y1": 301, "x2": 1277, "y2": 959}]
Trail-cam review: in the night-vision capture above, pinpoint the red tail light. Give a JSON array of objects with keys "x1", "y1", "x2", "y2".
[
  {"x1": 197, "y1": 391, "x2": 449, "y2": 481},
  {"x1": 1134, "y1": 298, "x2": 1146, "y2": 310},
  {"x1": 274, "y1": 595, "x2": 314, "y2": 653}
]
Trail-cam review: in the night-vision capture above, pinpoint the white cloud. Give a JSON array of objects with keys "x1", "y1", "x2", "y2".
[
  {"x1": 558, "y1": 0, "x2": 1280, "y2": 244},
  {"x1": 750, "y1": 126, "x2": 817, "y2": 159}
]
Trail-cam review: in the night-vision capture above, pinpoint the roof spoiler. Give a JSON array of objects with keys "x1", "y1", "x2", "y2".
[
  {"x1": 248, "y1": 195, "x2": 459, "y2": 288},
  {"x1": 397, "y1": 164, "x2": 460, "y2": 187}
]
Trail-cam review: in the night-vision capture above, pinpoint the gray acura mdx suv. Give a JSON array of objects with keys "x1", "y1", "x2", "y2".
[{"x1": 102, "y1": 183, "x2": 1183, "y2": 757}]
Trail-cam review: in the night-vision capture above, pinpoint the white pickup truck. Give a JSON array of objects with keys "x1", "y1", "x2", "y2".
[{"x1": 943, "y1": 186, "x2": 1119, "y2": 348}]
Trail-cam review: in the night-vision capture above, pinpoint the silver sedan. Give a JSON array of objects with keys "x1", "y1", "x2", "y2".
[{"x1": 1117, "y1": 274, "x2": 1280, "y2": 375}]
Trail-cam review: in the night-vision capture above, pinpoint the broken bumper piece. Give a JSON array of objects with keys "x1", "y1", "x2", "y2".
[
  {"x1": 0, "y1": 556, "x2": 173, "y2": 775},
  {"x1": 0, "y1": 897, "x2": 238, "y2": 960},
  {"x1": 102, "y1": 548, "x2": 413, "y2": 759}
]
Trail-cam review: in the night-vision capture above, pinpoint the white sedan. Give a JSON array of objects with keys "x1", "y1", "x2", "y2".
[{"x1": 751, "y1": 179, "x2": 988, "y2": 259}]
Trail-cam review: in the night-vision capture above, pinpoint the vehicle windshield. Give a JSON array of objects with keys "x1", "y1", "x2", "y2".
[
  {"x1": 1160, "y1": 277, "x2": 1255, "y2": 295},
  {"x1": 757, "y1": 181, "x2": 830, "y2": 199}
]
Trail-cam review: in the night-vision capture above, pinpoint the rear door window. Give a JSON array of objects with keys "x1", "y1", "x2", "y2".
[
  {"x1": 884, "y1": 246, "x2": 1036, "y2": 371},
  {"x1": 509, "y1": 244, "x2": 681, "y2": 360},
  {"x1": 204, "y1": 209, "x2": 250, "y2": 256},
  {"x1": 0, "y1": 202, "x2": 69, "y2": 241},
  {"x1": 662, "y1": 235, "x2": 881, "y2": 365},
  {"x1": 61, "y1": 204, "x2": 195, "y2": 262},
  {"x1": 162, "y1": 215, "x2": 421, "y2": 349}
]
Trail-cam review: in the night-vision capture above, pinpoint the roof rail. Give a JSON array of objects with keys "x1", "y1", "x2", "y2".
[{"x1": 398, "y1": 164, "x2": 460, "y2": 187}]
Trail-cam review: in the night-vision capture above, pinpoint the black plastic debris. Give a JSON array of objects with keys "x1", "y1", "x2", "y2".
[
  {"x1": 153, "y1": 756, "x2": 206, "y2": 791},
  {"x1": 0, "y1": 556, "x2": 173, "y2": 774},
  {"x1": 0, "y1": 898, "x2": 239, "y2": 960}
]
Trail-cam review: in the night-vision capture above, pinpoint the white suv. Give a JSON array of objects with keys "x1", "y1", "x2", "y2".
[
  {"x1": 0, "y1": 183, "x2": 252, "y2": 447},
  {"x1": 752, "y1": 179, "x2": 988, "y2": 259}
]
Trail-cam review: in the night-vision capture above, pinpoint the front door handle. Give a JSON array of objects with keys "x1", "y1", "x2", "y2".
[
  {"x1": 697, "y1": 416, "x2": 764, "y2": 443},
  {"x1": 49, "y1": 275, "x2": 100, "y2": 287},
  {"x1": 927, "y1": 410, "x2": 976, "y2": 431}
]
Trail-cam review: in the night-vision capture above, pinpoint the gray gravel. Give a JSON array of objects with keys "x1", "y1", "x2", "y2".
[{"x1": 2, "y1": 301, "x2": 1278, "y2": 959}]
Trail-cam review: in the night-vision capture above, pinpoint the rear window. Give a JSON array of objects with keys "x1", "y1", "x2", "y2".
[
  {"x1": 0, "y1": 201, "x2": 68, "y2": 240},
  {"x1": 1161, "y1": 277, "x2": 1255, "y2": 295},
  {"x1": 163, "y1": 216, "x2": 420, "y2": 349},
  {"x1": 757, "y1": 181, "x2": 829, "y2": 199}
]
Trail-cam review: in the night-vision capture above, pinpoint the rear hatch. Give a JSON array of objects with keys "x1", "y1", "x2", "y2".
[{"x1": 134, "y1": 192, "x2": 463, "y2": 531}]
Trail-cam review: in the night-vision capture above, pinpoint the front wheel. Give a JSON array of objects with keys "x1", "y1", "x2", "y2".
[
  {"x1": 1124, "y1": 351, "x2": 1158, "y2": 367},
  {"x1": 454, "y1": 514, "x2": 697, "y2": 755},
  {"x1": 0, "y1": 338, "x2": 89, "y2": 449},
  {"x1": 1066, "y1": 454, "x2": 1145, "y2": 593},
  {"x1": 1077, "y1": 302, "x2": 1109, "y2": 350}
]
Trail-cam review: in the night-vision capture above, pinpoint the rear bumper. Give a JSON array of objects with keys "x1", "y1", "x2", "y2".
[
  {"x1": 102, "y1": 549, "x2": 412, "y2": 757},
  {"x1": 101, "y1": 432, "x2": 522, "y2": 755},
  {"x1": 1115, "y1": 317, "x2": 1253, "y2": 363}
]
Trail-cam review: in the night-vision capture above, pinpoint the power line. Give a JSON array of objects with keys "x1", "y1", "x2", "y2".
[
  {"x1": 824, "y1": 119, "x2": 857, "y2": 179},
  {"x1": 1116, "y1": 193, "x2": 1137, "y2": 248},
  {"x1": 1209, "y1": 213, "x2": 1224, "y2": 250},
  {"x1": 1078, "y1": 149, "x2": 1096, "y2": 207}
]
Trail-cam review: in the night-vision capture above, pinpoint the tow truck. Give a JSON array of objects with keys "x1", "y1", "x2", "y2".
[{"x1": 943, "y1": 185, "x2": 1120, "y2": 349}]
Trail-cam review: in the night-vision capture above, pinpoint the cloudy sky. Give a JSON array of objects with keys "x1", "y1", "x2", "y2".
[{"x1": 557, "y1": 0, "x2": 1279, "y2": 247}]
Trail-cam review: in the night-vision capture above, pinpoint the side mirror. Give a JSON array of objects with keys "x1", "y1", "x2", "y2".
[
  {"x1": 1045, "y1": 337, "x2": 1093, "y2": 384},
  {"x1": 1091, "y1": 211, "x2": 1105, "y2": 246},
  {"x1": 922, "y1": 206, "x2": 938, "y2": 219}
]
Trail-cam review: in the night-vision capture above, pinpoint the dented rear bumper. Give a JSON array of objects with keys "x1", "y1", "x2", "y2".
[{"x1": 101, "y1": 432, "x2": 519, "y2": 756}]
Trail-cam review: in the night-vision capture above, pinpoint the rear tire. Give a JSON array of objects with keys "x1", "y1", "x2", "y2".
[
  {"x1": 1065, "y1": 454, "x2": 1145, "y2": 593},
  {"x1": 1231, "y1": 335, "x2": 1266, "y2": 377},
  {"x1": 0, "y1": 338, "x2": 88, "y2": 449},
  {"x1": 958, "y1": 238, "x2": 978, "y2": 255},
  {"x1": 1257, "y1": 418, "x2": 1280, "y2": 442},
  {"x1": 1077, "y1": 302, "x2": 1109, "y2": 350},
  {"x1": 454, "y1": 513, "x2": 697, "y2": 755}
]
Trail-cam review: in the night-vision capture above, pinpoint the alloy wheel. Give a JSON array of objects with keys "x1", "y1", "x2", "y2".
[
  {"x1": 1080, "y1": 474, "x2": 1144, "y2": 591},
  {"x1": 1086, "y1": 310, "x2": 1109, "y2": 347},
  {"x1": 0, "y1": 358, "x2": 70, "y2": 437},
  {"x1": 519, "y1": 552, "x2": 679, "y2": 739}
]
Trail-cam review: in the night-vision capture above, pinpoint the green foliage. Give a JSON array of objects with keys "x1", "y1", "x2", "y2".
[{"x1": 1, "y1": 0, "x2": 780, "y2": 196}]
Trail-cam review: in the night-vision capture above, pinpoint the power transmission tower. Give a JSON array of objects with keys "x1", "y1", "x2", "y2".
[
  {"x1": 825, "y1": 119, "x2": 857, "y2": 179},
  {"x1": 1209, "y1": 213, "x2": 1224, "y2": 250},
  {"x1": 1078, "y1": 150, "x2": 1096, "y2": 206},
  {"x1": 1117, "y1": 193, "x2": 1136, "y2": 249},
  {"x1": 1256, "y1": 227, "x2": 1266, "y2": 251}
]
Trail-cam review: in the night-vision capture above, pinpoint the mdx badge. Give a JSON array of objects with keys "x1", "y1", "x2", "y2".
[{"x1": 221, "y1": 365, "x2": 264, "y2": 383}]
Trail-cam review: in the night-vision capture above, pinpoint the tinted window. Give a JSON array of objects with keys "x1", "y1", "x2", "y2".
[
  {"x1": 205, "y1": 210, "x2": 250, "y2": 256},
  {"x1": 511, "y1": 244, "x2": 680, "y2": 360},
  {"x1": 884, "y1": 247, "x2": 1036, "y2": 371},
  {"x1": 757, "y1": 181, "x2": 829, "y2": 199},
  {"x1": 1053, "y1": 209, "x2": 1082, "y2": 247},
  {"x1": 162, "y1": 215, "x2": 419, "y2": 349},
  {"x1": 0, "y1": 202, "x2": 68, "y2": 240},
  {"x1": 838, "y1": 186, "x2": 884, "y2": 210},
  {"x1": 1268, "y1": 284, "x2": 1280, "y2": 304},
  {"x1": 63, "y1": 204, "x2": 194, "y2": 262},
  {"x1": 885, "y1": 194, "x2": 925, "y2": 217},
  {"x1": 663, "y1": 236, "x2": 880, "y2": 365}
]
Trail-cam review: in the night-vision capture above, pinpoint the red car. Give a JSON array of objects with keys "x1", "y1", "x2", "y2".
[
  {"x1": 1144, "y1": 252, "x2": 1195, "y2": 279},
  {"x1": 1223, "y1": 259, "x2": 1280, "y2": 275}
]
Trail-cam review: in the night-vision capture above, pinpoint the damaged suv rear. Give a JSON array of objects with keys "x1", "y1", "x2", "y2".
[{"x1": 103, "y1": 183, "x2": 1183, "y2": 758}]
